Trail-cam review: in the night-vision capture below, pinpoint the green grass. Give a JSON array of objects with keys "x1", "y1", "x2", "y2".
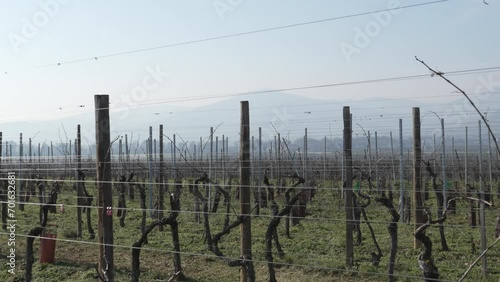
[{"x1": 1, "y1": 179, "x2": 499, "y2": 281}]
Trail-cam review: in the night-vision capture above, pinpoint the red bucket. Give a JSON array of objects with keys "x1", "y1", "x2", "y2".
[{"x1": 40, "y1": 224, "x2": 57, "y2": 263}]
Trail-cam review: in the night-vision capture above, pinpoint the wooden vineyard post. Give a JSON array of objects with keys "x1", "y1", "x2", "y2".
[
  {"x1": 95, "y1": 94, "x2": 114, "y2": 281},
  {"x1": 413, "y1": 107, "x2": 425, "y2": 249},
  {"x1": 19, "y1": 133, "x2": 24, "y2": 211},
  {"x1": 441, "y1": 119, "x2": 447, "y2": 209},
  {"x1": 258, "y1": 128, "x2": 262, "y2": 208},
  {"x1": 0, "y1": 132, "x2": 5, "y2": 230},
  {"x1": 343, "y1": 106, "x2": 354, "y2": 267},
  {"x1": 159, "y1": 124, "x2": 165, "y2": 231},
  {"x1": 77, "y1": 124, "x2": 83, "y2": 238},
  {"x1": 240, "y1": 101, "x2": 254, "y2": 282},
  {"x1": 125, "y1": 134, "x2": 129, "y2": 163}
]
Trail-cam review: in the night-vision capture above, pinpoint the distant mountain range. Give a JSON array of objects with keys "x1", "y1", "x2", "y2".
[{"x1": 1, "y1": 90, "x2": 498, "y2": 157}]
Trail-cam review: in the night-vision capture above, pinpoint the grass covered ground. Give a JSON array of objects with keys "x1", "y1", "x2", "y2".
[{"x1": 1, "y1": 179, "x2": 499, "y2": 281}]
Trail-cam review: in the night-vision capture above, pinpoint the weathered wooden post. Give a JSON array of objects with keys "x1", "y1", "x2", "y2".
[
  {"x1": 95, "y1": 94, "x2": 114, "y2": 281},
  {"x1": 77, "y1": 124, "x2": 83, "y2": 238},
  {"x1": 148, "y1": 126, "x2": 153, "y2": 218},
  {"x1": 413, "y1": 107, "x2": 425, "y2": 248},
  {"x1": 240, "y1": 101, "x2": 254, "y2": 282},
  {"x1": 343, "y1": 106, "x2": 354, "y2": 267},
  {"x1": 441, "y1": 119, "x2": 447, "y2": 209}
]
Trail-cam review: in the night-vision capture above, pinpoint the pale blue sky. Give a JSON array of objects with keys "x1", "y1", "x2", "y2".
[{"x1": 1, "y1": 0, "x2": 499, "y2": 138}]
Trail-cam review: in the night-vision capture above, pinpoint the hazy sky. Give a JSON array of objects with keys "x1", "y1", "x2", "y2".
[{"x1": 1, "y1": 0, "x2": 499, "y2": 140}]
